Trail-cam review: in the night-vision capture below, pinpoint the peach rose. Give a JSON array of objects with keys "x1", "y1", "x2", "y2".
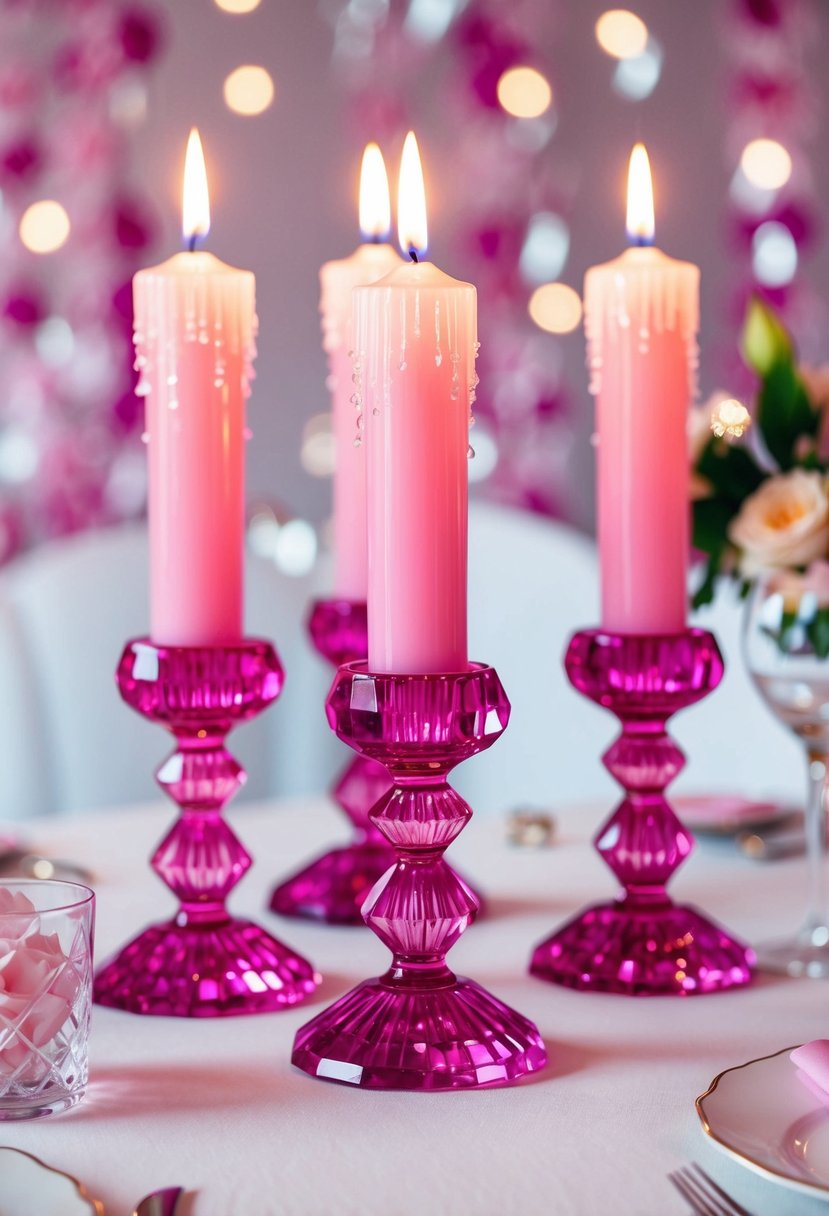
[
  {"x1": 0, "y1": 888, "x2": 80, "y2": 1082},
  {"x1": 728, "y1": 469, "x2": 829, "y2": 579}
]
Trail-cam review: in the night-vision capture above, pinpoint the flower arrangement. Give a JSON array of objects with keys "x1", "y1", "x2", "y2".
[{"x1": 692, "y1": 297, "x2": 829, "y2": 654}]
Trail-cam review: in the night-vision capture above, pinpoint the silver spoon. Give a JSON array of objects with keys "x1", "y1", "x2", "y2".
[{"x1": 134, "y1": 1187, "x2": 184, "y2": 1216}]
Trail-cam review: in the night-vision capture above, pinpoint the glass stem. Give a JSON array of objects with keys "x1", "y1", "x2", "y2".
[{"x1": 805, "y1": 749, "x2": 829, "y2": 940}]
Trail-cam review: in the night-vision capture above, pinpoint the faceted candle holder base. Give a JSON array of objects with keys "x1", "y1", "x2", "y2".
[
  {"x1": 530, "y1": 630, "x2": 754, "y2": 997},
  {"x1": 94, "y1": 639, "x2": 320, "y2": 1018},
  {"x1": 292, "y1": 663, "x2": 547, "y2": 1090},
  {"x1": 293, "y1": 975, "x2": 545, "y2": 1091}
]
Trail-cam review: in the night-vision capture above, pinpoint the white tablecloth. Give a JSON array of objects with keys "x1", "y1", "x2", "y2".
[{"x1": 0, "y1": 794, "x2": 826, "y2": 1216}]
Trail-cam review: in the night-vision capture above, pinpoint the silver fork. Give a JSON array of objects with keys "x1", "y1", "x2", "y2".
[{"x1": 668, "y1": 1163, "x2": 754, "y2": 1216}]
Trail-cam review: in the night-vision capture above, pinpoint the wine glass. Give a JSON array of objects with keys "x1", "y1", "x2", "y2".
[{"x1": 744, "y1": 569, "x2": 829, "y2": 977}]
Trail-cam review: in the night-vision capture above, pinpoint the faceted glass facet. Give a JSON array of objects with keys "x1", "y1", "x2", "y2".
[
  {"x1": 94, "y1": 638, "x2": 319, "y2": 1018},
  {"x1": 292, "y1": 663, "x2": 547, "y2": 1091},
  {"x1": 530, "y1": 629, "x2": 754, "y2": 996}
]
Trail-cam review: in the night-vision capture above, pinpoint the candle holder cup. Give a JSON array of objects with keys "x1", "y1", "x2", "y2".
[
  {"x1": 530, "y1": 629, "x2": 754, "y2": 996},
  {"x1": 94, "y1": 638, "x2": 319, "y2": 1017},
  {"x1": 292, "y1": 661, "x2": 547, "y2": 1090},
  {"x1": 268, "y1": 599, "x2": 395, "y2": 924}
]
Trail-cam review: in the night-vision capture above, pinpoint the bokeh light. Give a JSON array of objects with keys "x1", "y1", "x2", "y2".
[
  {"x1": 0, "y1": 427, "x2": 38, "y2": 484},
  {"x1": 740, "y1": 138, "x2": 792, "y2": 191},
  {"x1": 496, "y1": 67, "x2": 552, "y2": 119},
  {"x1": 223, "y1": 65, "x2": 275, "y2": 116},
  {"x1": 301, "y1": 413, "x2": 336, "y2": 477},
  {"x1": 528, "y1": 283, "x2": 583, "y2": 334},
  {"x1": 35, "y1": 317, "x2": 74, "y2": 368},
  {"x1": 248, "y1": 510, "x2": 318, "y2": 577},
  {"x1": 710, "y1": 398, "x2": 751, "y2": 440},
  {"x1": 214, "y1": 0, "x2": 261, "y2": 11},
  {"x1": 404, "y1": 0, "x2": 462, "y2": 42},
  {"x1": 274, "y1": 518, "x2": 318, "y2": 576},
  {"x1": 612, "y1": 36, "x2": 662, "y2": 100},
  {"x1": 19, "y1": 200, "x2": 70, "y2": 254},
  {"x1": 595, "y1": 10, "x2": 648, "y2": 59},
  {"x1": 520, "y1": 213, "x2": 570, "y2": 286},
  {"x1": 752, "y1": 221, "x2": 798, "y2": 287}
]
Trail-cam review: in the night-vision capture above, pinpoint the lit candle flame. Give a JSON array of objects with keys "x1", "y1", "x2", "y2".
[
  {"x1": 626, "y1": 142, "x2": 654, "y2": 246},
  {"x1": 359, "y1": 143, "x2": 391, "y2": 241},
  {"x1": 182, "y1": 127, "x2": 210, "y2": 246},
  {"x1": 398, "y1": 131, "x2": 428, "y2": 260}
]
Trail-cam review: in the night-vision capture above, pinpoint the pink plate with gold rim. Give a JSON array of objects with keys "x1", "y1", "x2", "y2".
[{"x1": 697, "y1": 1046, "x2": 829, "y2": 1201}]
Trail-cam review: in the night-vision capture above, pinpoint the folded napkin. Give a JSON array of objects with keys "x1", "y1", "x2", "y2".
[{"x1": 791, "y1": 1041, "x2": 829, "y2": 1102}]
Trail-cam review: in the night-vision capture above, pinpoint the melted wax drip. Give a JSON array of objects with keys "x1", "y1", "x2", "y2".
[
  {"x1": 584, "y1": 259, "x2": 699, "y2": 399},
  {"x1": 133, "y1": 271, "x2": 257, "y2": 431}
]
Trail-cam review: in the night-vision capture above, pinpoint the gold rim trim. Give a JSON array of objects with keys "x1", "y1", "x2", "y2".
[
  {"x1": 695, "y1": 1043, "x2": 829, "y2": 1197},
  {"x1": 0, "y1": 1146, "x2": 104, "y2": 1214}
]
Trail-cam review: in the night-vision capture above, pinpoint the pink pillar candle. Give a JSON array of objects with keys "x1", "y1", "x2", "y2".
[
  {"x1": 320, "y1": 241, "x2": 402, "y2": 600},
  {"x1": 354, "y1": 258, "x2": 477, "y2": 674},
  {"x1": 584, "y1": 145, "x2": 699, "y2": 634},
  {"x1": 133, "y1": 132, "x2": 256, "y2": 646}
]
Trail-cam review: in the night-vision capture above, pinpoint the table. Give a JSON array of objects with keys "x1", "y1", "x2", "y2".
[{"x1": 1, "y1": 794, "x2": 826, "y2": 1216}]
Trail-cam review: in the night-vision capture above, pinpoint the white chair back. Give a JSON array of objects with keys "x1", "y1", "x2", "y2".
[{"x1": 0, "y1": 526, "x2": 338, "y2": 819}]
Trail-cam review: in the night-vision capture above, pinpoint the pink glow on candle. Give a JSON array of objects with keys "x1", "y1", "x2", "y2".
[
  {"x1": 133, "y1": 132, "x2": 256, "y2": 646},
  {"x1": 584, "y1": 147, "x2": 699, "y2": 635}
]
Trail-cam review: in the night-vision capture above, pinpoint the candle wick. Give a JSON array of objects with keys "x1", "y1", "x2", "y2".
[
  {"x1": 369, "y1": 234, "x2": 382, "y2": 245},
  {"x1": 629, "y1": 235, "x2": 655, "y2": 249},
  {"x1": 409, "y1": 248, "x2": 419, "y2": 264},
  {"x1": 187, "y1": 233, "x2": 198, "y2": 253}
]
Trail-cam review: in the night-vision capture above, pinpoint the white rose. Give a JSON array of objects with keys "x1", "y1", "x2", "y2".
[{"x1": 729, "y1": 469, "x2": 829, "y2": 578}]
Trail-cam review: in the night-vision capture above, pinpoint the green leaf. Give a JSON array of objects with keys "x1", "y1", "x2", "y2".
[
  {"x1": 691, "y1": 553, "x2": 722, "y2": 610},
  {"x1": 695, "y1": 436, "x2": 766, "y2": 502},
  {"x1": 757, "y1": 359, "x2": 818, "y2": 470},
  {"x1": 809, "y1": 611, "x2": 829, "y2": 660},
  {"x1": 692, "y1": 495, "x2": 736, "y2": 557},
  {"x1": 742, "y1": 296, "x2": 793, "y2": 376}
]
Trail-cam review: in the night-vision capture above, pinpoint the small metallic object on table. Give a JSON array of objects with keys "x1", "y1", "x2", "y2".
[
  {"x1": 669, "y1": 1162, "x2": 753, "y2": 1216},
  {"x1": 506, "y1": 808, "x2": 557, "y2": 847},
  {"x1": 134, "y1": 1187, "x2": 184, "y2": 1216},
  {"x1": 737, "y1": 812, "x2": 804, "y2": 862}
]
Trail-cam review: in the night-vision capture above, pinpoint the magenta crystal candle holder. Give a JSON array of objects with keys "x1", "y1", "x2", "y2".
[
  {"x1": 93, "y1": 638, "x2": 320, "y2": 1017},
  {"x1": 530, "y1": 629, "x2": 755, "y2": 996},
  {"x1": 292, "y1": 662, "x2": 547, "y2": 1090},
  {"x1": 268, "y1": 599, "x2": 395, "y2": 924}
]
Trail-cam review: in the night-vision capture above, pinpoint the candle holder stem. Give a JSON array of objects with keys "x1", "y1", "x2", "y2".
[
  {"x1": 530, "y1": 629, "x2": 754, "y2": 996},
  {"x1": 269, "y1": 600, "x2": 480, "y2": 924},
  {"x1": 94, "y1": 638, "x2": 319, "y2": 1017},
  {"x1": 292, "y1": 662, "x2": 546, "y2": 1090}
]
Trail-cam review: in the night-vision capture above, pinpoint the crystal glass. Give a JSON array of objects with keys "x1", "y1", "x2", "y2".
[
  {"x1": 744, "y1": 572, "x2": 829, "y2": 976},
  {"x1": 531, "y1": 629, "x2": 754, "y2": 995},
  {"x1": 94, "y1": 638, "x2": 319, "y2": 1017},
  {"x1": 292, "y1": 662, "x2": 547, "y2": 1090},
  {"x1": 0, "y1": 880, "x2": 95, "y2": 1120},
  {"x1": 268, "y1": 599, "x2": 395, "y2": 924}
]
